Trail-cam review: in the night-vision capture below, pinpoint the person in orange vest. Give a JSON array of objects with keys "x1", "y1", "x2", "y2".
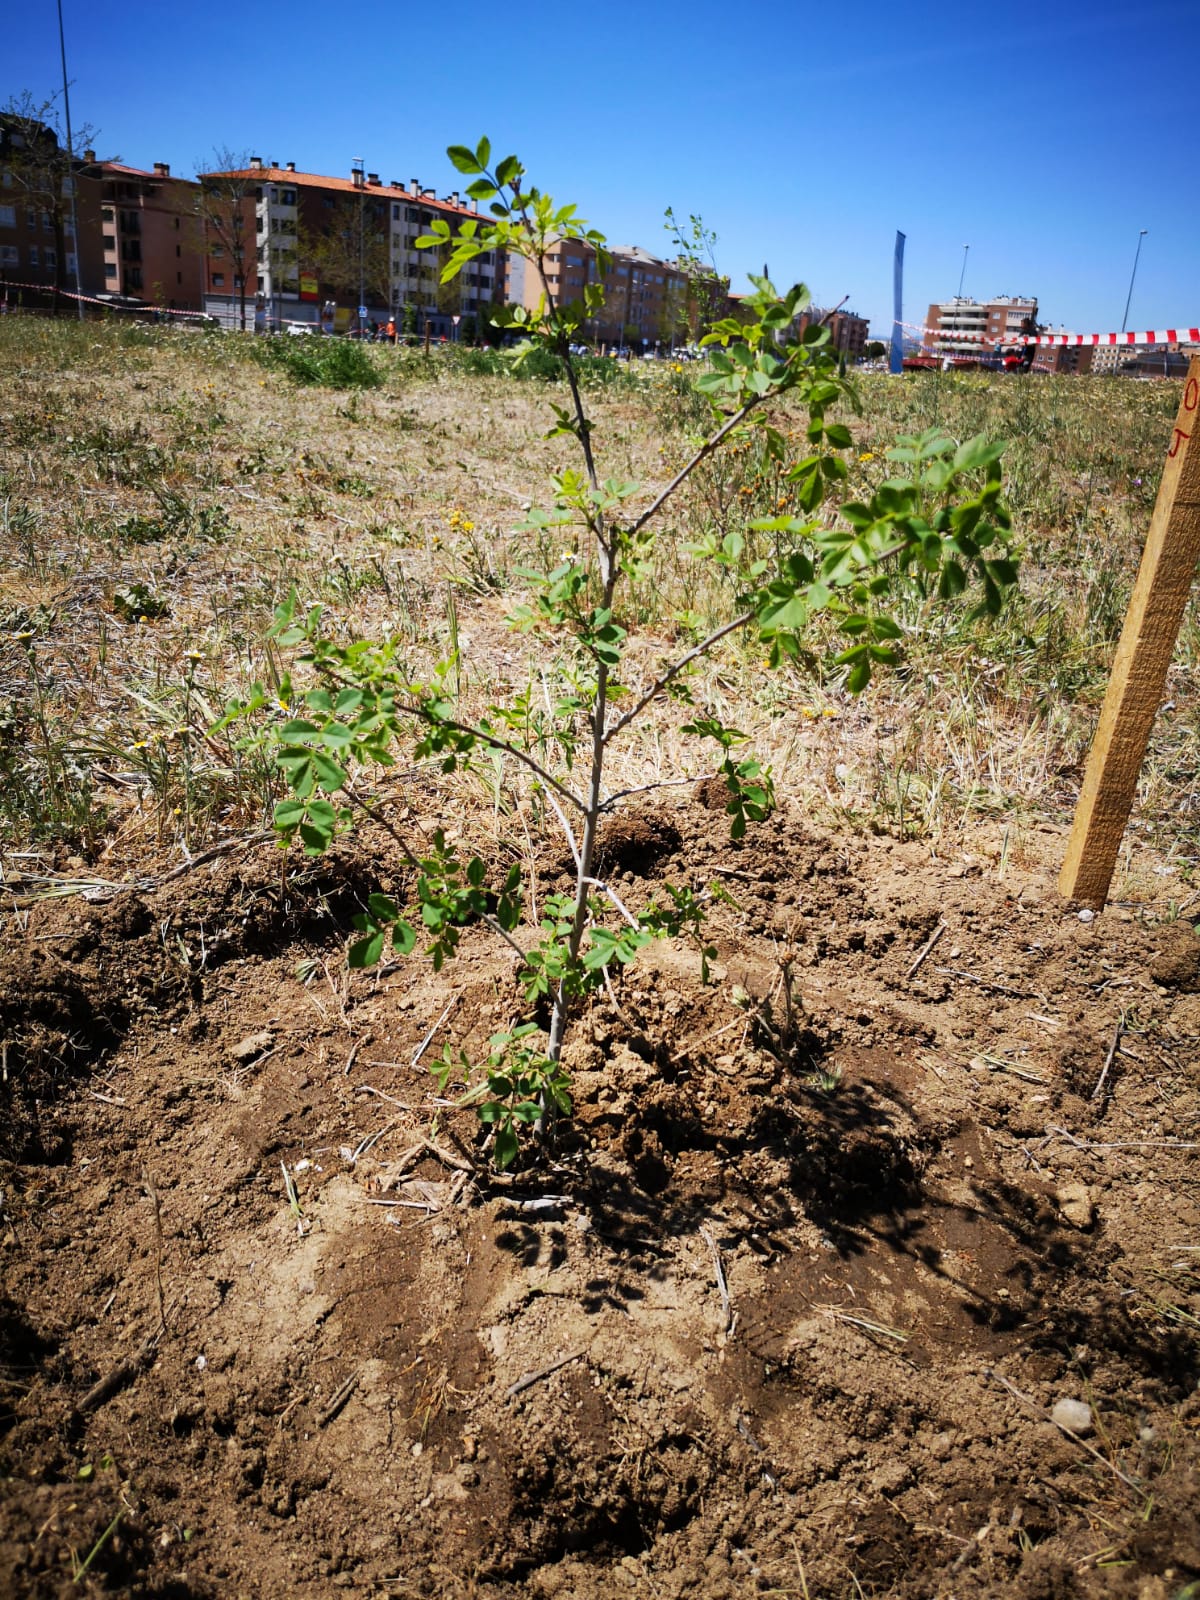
[{"x1": 385, "y1": 316, "x2": 396, "y2": 344}]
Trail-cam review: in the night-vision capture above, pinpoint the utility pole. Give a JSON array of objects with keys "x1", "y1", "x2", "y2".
[
  {"x1": 56, "y1": 0, "x2": 84, "y2": 319},
  {"x1": 957, "y1": 243, "x2": 970, "y2": 300}
]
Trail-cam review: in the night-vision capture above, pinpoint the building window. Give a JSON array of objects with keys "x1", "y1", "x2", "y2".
[
  {"x1": 127, "y1": 268, "x2": 142, "y2": 289},
  {"x1": 0, "y1": 204, "x2": 14, "y2": 228},
  {"x1": 257, "y1": 274, "x2": 265, "y2": 291},
  {"x1": 44, "y1": 248, "x2": 55, "y2": 268},
  {"x1": 104, "y1": 261, "x2": 117, "y2": 277},
  {"x1": 101, "y1": 206, "x2": 113, "y2": 222},
  {"x1": 175, "y1": 244, "x2": 181, "y2": 258},
  {"x1": 177, "y1": 272, "x2": 182, "y2": 285},
  {"x1": 280, "y1": 188, "x2": 295, "y2": 205},
  {"x1": 42, "y1": 211, "x2": 52, "y2": 232},
  {"x1": 29, "y1": 246, "x2": 38, "y2": 266},
  {"x1": 212, "y1": 272, "x2": 224, "y2": 286},
  {"x1": 0, "y1": 244, "x2": 18, "y2": 265},
  {"x1": 103, "y1": 233, "x2": 115, "y2": 248}
]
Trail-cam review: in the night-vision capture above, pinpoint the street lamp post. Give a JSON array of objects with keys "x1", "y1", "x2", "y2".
[
  {"x1": 957, "y1": 243, "x2": 970, "y2": 300},
  {"x1": 1121, "y1": 229, "x2": 1147, "y2": 334},
  {"x1": 264, "y1": 182, "x2": 274, "y2": 334}
]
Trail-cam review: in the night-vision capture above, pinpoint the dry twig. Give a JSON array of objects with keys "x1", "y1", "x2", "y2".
[
  {"x1": 905, "y1": 921, "x2": 946, "y2": 980},
  {"x1": 506, "y1": 1347, "x2": 587, "y2": 1401}
]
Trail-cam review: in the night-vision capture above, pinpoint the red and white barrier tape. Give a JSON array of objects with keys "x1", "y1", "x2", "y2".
[
  {"x1": 901, "y1": 318, "x2": 1199, "y2": 348},
  {"x1": 1, "y1": 280, "x2": 212, "y2": 320}
]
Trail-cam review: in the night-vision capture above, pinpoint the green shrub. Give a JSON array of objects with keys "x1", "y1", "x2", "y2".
[{"x1": 256, "y1": 336, "x2": 382, "y2": 390}]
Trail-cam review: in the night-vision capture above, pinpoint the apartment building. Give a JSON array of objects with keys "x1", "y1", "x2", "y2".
[
  {"x1": 88, "y1": 158, "x2": 204, "y2": 309},
  {"x1": 926, "y1": 295, "x2": 1038, "y2": 353},
  {"x1": 0, "y1": 112, "x2": 100, "y2": 303},
  {"x1": 796, "y1": 306, "x2": 869, "y2": 360},
  {"x1": 507, "y1": 236, "x2": 691, "y2": 348},
  {"x1": 198, "y1": 157, "x2": 503, "y2": 334}
]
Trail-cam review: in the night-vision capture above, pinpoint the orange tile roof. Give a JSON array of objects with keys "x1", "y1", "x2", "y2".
[{"x1": 198, "y1": 166, "x2": 481, "y2": 218}]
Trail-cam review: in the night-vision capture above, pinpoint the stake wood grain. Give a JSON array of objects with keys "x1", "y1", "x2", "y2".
[{"x1": 1060, "y1": 356, "x2": 1200, "y2": 906}]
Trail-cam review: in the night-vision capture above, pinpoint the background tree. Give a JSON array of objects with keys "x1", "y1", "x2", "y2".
[
  {"x1": 664, "y1": 206, "x2": 730, "y2": 340},
  {"x1": 297, "y1": 194, "x2": 390, "y2": 311},
  {"x1": 1, "y1": 92, "x2": 98, "y2": 314},
  {"x1": 195, "y1": 147, "x2": 257, "y2": 332}
]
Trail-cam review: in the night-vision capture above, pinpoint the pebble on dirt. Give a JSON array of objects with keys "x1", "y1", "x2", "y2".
[{"x1": 1050, "y1": 1398, "x2": 1095, "y2": 1435}]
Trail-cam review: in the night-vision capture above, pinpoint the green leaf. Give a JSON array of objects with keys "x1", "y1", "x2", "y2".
[
  {"x1": 348, "y1": 928, "x2": 385, "y2": 968},
  {"x1": 494, "y1": 1126, "x2": 520, "y2": 1170},
  {"x1": 952, "y1": 435, "x2": 1005, "y2": 472},
  {"x1": 939, "y1": 559, "x2": 967, "y2": 599},
  {"x1": 273, "y1": 798, "x2": 306, "y2": 830},
  {"x1": 392, "y1": 921, "x2": 418, "y2": 955},
  {"x1": 367, "y1": 892, "x2": 399, "y2": 921},
  {"x1": 310, "y1": 750, "x2": 347, "y2": 792},
  {"x1": 846, "y1": 653, "x2": 871, "y2": 693},
  {"x1": 447, "y1": 145, "x2": 483, "y2": 175}
]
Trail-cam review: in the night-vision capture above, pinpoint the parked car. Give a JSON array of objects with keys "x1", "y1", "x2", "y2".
[{"x1": 284, "y1": 321, "x2": 315, "y2": 337}]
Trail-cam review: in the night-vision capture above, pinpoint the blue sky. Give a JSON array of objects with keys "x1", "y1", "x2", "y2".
[{"x1": 7, "y1": 0, "x2": 1198, "y2": 339}]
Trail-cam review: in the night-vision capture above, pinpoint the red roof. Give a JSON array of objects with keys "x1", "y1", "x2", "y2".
[{"x1": 198, "y1": 165, "x2": 481, "y2": 218}]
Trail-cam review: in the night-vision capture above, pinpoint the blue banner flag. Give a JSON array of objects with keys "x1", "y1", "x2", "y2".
[{"x1": 890, "y1": 232, "x2": 905, "y2": 374}]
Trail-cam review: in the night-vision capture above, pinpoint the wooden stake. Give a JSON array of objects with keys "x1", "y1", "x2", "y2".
[{"x1": 1060, "y1": 357, "x2": 1200, "y2": 907}]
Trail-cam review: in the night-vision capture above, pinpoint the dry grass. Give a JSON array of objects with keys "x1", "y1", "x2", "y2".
[{"x1": 1, "y1": 317, "x2": 1195, "y2": 911}]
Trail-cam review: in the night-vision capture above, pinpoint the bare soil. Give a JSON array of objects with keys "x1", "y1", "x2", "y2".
[{"x1": 2, "y1": 799, "x2": 1198, "y2": 1599}]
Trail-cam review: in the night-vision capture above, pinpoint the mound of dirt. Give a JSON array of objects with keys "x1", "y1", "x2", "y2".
[{"x1": 1, "y1": 801, "x2": 1198, "y2": 1598}]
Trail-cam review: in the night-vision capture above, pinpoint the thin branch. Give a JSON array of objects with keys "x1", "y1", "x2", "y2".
[
  {"x1": 538, "y1": 780, "x2": 583, "y2": 873},
  {"x1": 627, "y1": 397, "x2": 763, "y2": 539},
  {"x1": 314, "y1": 663, "x2": 587, "y2": 814},
  {"x1": 480, "y1": 911, "x2": 530, "y2": 966},
  {"x1": 341, "y1": 786, "x2": 421, "y2": 869},
  {"x1": 599, "y1": 773, "x2": 717, "y2": 812},
  {"x1": 506, "y1": 1347, "x2": 588, "y2": 1401},
  {"x1": 604, "y1": 612, "x2": 752, "y2": 744},
  {"x1": 582, "y1": 876, "x2": 640, "y2": 931},
  {"x1": 1091, "y1": 1015, "x2": 1124, "y2": 1104},
  {"x1": 413, "y1": 709, "x2": 587, "y2": 815}
]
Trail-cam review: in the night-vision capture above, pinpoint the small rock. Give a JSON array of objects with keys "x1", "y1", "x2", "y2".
[
  {"x1": 1077, "y1": 908, "x2": 1096, "y2": 924},
  {"x1": 1057, "y1": 1182, "x2": 1096, "y2": 1230},
  {"x1": 231, "y1": 1030, "x2": 274, "y2": 1064},
  {"x1": 1051, "y1": 1397, "x2": 1093, "y2": 1435}
]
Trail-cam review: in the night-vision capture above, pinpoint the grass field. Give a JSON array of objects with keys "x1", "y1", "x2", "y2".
[{"x1": 1, "y1": 317, "x2": 1194, "y2": 894}]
